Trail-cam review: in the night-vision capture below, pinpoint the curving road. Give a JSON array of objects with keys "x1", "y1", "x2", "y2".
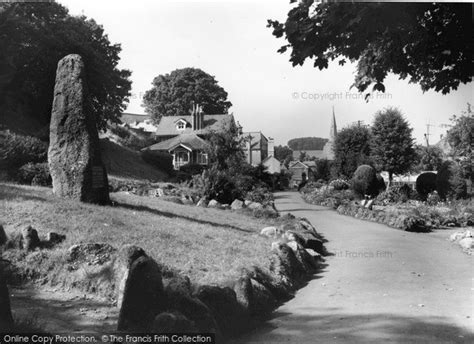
[{"x1": 235, "y1": 191, "x2": 473, "y2": 344}]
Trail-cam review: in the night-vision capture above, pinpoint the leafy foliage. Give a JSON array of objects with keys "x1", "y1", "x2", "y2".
[
  {"x1": 370, "y1": 108, "x2": 416, "y2": 183},
  {"x1": 0, "y1": 130, "x2": 47, "y2": 170},
  {"x1": 274, "y1": 145, "x2": 293, "y2": 167},
  {"x1": 268, "y1": 2, "x2": 473, "y2": 96},
  {"x1": 414, "y1": 145, "x2": 443, "y2": 172},
  {"x1": 334, "y1": 125, "x2": 372, "y2": 178},
  {"x1": 0, "y1": 2, "x2": 131, "y2": 132},
  {"x1": 447, "y1": 104, "x2": 473, "y2": 182},
  {"x1": 206, "y1": 120, "x2": 245, "y2": 171},
  {"x1": 142, "y1": 68, "x2": 232, "y2": 123},
  {"x1": 287, "y1": 137, "x2": 327, "y2": 151}
]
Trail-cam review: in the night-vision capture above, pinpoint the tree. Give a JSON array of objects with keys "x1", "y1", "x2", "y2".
[
  {"x1": 370, "y1": 108, "x2": 416, "y2": 186},
  {"x1": 268, "y1": 2, "x2": 472, "y2": 97},
  {"x1": 334, "y1": 125, "x2": 372, "y2": 178},
  {"x1": 205, "y1": 120, "x2": 245, "y2": 171},
  {"x1": 414, "y1": 145, "x2": 443, "y2": 172},
  {"x1": 143, "y1": 68, "x2": 232, "y2": 124},
  {"x1": 287, "y1": 137, "x2": 327, "y2": 151},
  {"x1": 274, "y1": 145, "x2": 294, "y2": 167},
  {"x1": 447, "y1": 104, "x2": 473, "y2": 183},
  {"x1": 0, "y1": 2, "x2": 131, "y2": 133}
]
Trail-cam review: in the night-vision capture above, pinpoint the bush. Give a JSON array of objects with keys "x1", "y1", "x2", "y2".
[
  {"x1": 141, "y1": 150, "x2": 174, "y2": 175},
  {"x1": 202, "y1": 167, "x2": 242, "y2": 204},
  {"x1": 351, "y1": 165, "x2": 378, "y2": 197},
  {"x1": 179, "y1": 164, "x2": 206, "y2": 176},
  {"x1": 18, "y1": 163, "x2": 51, "y2": 186},
  {"x1": 0, "y1": 131, "x2": 48, "y2": 170},
  {"x1": 329, "y1": 179, "x2": 350, "y2": 190},
  {"x1": 246, "y1": 186, "x2": 274, "y2": 205},
  {"x1": 449, "y1": 167, "x2": 467, "y2": 199},
  {"x1": 376, "y1": 174, "x2": 386, "y2": 193},
  {"x1": 416, "y1": 172, "x2": 437, "y2": 200},
  {"x1": 437, "y1": 161, "x2": 467, "y2": 200}
]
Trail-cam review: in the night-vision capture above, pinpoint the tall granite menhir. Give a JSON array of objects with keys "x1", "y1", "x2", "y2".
[{"x1": 48, "y1": 54, "x2": 110, "y2": 204}]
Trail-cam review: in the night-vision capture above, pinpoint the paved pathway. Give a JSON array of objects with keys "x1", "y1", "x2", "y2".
[{"x1": 235, "y1": 191, "x2": 473, "y2": 344}]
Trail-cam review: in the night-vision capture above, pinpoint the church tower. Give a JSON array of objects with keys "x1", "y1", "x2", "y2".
[{"x1": 322, "y1": 106, "x2": 337, "y2": 160}]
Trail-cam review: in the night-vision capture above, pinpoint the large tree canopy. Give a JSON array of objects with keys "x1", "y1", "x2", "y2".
[
  {"x1": 143, "y1": 68, "x2": 232, "y2": 124},
  {"x1": 334, "y1": 125, "x2": 372, "y2": 178},
  {"x1": 268, "y1": 1, "x2": 473, "y2": 96},
  {"x1": 370, "y1": 108, "x2": 416, "y2": 184},
  {"x1": 447, "y1": 104, "x2": 473, "y2": 182},
  {"x1": 0, "y1": 2, "x2": 131, "y2": 134}
]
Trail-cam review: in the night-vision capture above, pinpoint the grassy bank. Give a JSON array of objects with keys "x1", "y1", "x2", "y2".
[{"x1": 0, "y1": 183, "x2": 281, "y2": 287}]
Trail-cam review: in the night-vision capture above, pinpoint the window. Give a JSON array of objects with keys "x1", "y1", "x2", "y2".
[
  {"x1": 177, "y1": 121, "x2": 186, "y2": 130},
  {"x1": 197, "y1": 152, "x2": 208, "y2": 165}
]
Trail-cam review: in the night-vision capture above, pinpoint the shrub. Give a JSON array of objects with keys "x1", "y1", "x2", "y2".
[
  {"x1": 329, "y1": 179, "x2": 350, "y2": 190},
  {"x1": 376, "y1": 174, "x2": 386, "y2": 193},
  {"x1": 246, "y1": 186, "x2": 274, "y2": 205},
  {"x1": 449, "y1": 166, "x2": 467, "y2": 199},
  {"x1": 351, "y1": 165, "x2": 378, "y2": 197},
  {"x1": 416, "y1": 172, "x2": 437, "y2": 200},
  {"x1": 0, "y1": 131, "x2": 47, "y2": 170},
  {"x1": 141, "y1": 150, "x2": 174, "y2": 175},
  {"x1": 180, "y1": 164, "x2": 206, "y2": 176},
  {"x1": 17, "y1": 163, "x2": 51, "y2": 186},
  {"x1": 202, "y1": 167, "x2": 242, "y2": 204},
  {"x1": 437, "y1": 161, "x2": 467, "y2": 200}
]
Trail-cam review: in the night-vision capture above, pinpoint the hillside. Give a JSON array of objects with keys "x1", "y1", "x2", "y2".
[
  {"x1": 100, "y1": 138, "x2": 167, "y2": 182},
  {"x1": 288, "y1": 137, "x2": 328, "y2": 151}
]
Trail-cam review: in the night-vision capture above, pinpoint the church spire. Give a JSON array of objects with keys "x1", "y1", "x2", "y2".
[{"x1": 329, "y1": 106, "x2": 337, "y2": 141}]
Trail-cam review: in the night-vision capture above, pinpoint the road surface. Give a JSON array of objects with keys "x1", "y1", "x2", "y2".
[{"x1": 234, "y1": 191, "x2": 473, "y2": 344}]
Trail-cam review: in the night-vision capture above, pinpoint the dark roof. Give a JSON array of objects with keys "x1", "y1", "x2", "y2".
[
  {"x1": 121, "y1": 113, "x2": 150, "y2": 125},
  {"x1": 144, "y1": 133, "x2": 209, "y2": 152},
  {"x1": 155, "y1": 114, "x2": 234, "y2": 136}
]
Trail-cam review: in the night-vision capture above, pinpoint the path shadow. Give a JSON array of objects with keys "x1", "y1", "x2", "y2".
[
  {"x1": 112, "y1": 201, "x2": 254, "y2": 234},
  {"x1": 233, "y1": 310, "x2": 473, "y2": 343}
]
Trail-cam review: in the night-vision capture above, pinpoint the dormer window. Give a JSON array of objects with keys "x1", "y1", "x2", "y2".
[{"x1": 176, "y1": 119, "x2": 187, "y2": 130}]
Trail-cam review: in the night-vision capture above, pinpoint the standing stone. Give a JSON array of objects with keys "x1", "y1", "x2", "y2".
[{"x1": 48, "y1": 54, "x2": 109, "y2": 204}]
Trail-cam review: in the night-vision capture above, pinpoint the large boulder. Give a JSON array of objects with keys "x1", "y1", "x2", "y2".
[
  {"x1": 116, "y1": 245, "x2": 165, "y2": 331},
  {"x1": 48, "y1": 54, "x2": 109, "y2": 204}
]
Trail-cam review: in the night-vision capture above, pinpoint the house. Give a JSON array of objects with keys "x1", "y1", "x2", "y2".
[
  {"x1": 242, "y1": 132, "x2": 274, "y2": 166},
  {"x1": 120, "y1": 113, "x2": 157, "y2": 132},
  {"x1": 142, "y1": 105, "x2": 236, "y2": 170},
  {"x1": 288, "y1": 160, "x2": 317, "y2": 185},
  {"x1": 262, "y1": 155, "x2": 283, "y2": 175}
]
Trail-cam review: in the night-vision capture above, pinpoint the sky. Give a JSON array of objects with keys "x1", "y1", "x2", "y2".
[{"x1": 59, "y1": 0, "x2": 473, "y2": 146}]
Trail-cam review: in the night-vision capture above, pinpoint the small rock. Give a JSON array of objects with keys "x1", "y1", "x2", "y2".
[
  {"x1": 207, "y1": 199, "x2": 222, "y2": 209},
  {"x1": 247, "y1": 202, "x2": 263, "y2": 210},
  {"x1": 260, "y1": 227, "x2": 277, "y2": 238},
  {"x1": 156, "y1": 188, "x2": 164, "y2": 197},
  {"x1": 196, "y1": 197, "x2": 208, "y2": 208},
  {"x1": 230, "y1": 199, "x2": 244, "y2": 210},
  {"x1": 286, "y1": 240, "x2": 298, "y2": 252},
  {"x1": 222, "y1": 204, "x2": 231, "y2": 210},
  {"x1": 21, "y1": 226, "x2": 40, "y2": 251}
]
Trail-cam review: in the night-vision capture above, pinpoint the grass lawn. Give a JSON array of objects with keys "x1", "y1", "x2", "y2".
[{"x1": 0, "y1": 183, "x2": 278, "y2": 287}]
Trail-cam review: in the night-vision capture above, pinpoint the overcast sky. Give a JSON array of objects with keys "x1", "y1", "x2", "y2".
[{"x1": 59, "y1": 0, "x2": 473, "y2": 146}]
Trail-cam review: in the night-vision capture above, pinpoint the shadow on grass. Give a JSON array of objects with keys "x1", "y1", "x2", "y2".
[
  {"x1": 233, "y1": 310, "x2": 473, "y2": 344},
  {"x1": 0, "y1": 184, "x2": 50, "y2": 202},
  {"x1": 112, "y1": 201, "x2": 255, "y2": 234}
]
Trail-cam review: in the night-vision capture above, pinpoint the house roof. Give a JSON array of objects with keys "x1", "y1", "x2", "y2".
[
  {"x1": 288, "y1": 160, "x2": 317, "y2": 169},
  {"x1": 242, "y1": 132, "x2": 268, "y2": 149},
  {"x1": 262, "y1": 156, "x2": 282, "y2": 174},
  {"x1": 121, "y1": 113, "x2": 150, "y2": 125},
  {"x1": 143, "y1": 133, "x2": 209, "y2": 152},
  {"x1": 155, "y1": 114, "x2": 234, "y2": 136}
]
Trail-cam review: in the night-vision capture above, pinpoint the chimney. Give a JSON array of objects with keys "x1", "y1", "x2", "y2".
[
  {"x1": 198, "y1": 104, "x2": 203, "y2": 130},
  {"x1": 268, "y1": 137, "x2": 274, "y2": 157},
  {"x1": 191, "y1": 102, "x2": 196, "y2": 130}
]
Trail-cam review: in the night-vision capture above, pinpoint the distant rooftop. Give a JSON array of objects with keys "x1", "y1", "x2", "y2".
[{"x1": 121, "y1": 113, "x2": 150, "y2": 125}]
